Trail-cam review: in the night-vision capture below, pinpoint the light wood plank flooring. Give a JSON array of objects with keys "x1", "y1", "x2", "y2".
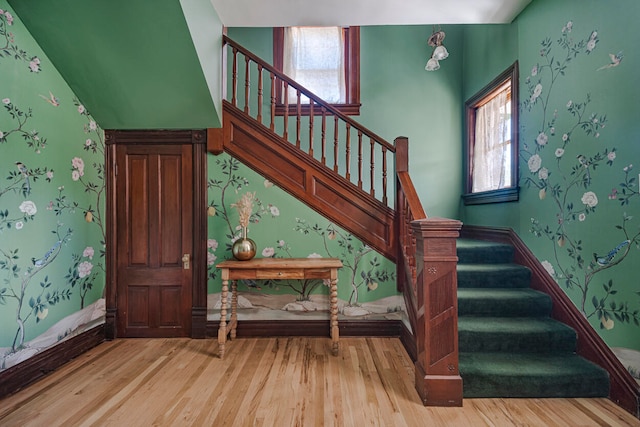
[{"x1": 0, "y1": 337, "x2": 638, "y2": 426}]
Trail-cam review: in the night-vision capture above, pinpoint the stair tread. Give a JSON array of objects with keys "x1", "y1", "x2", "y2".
[
  {"x1": 457, "y1": 238, "x2": 513, "y2": 249},
  {"x1": 457, "y1": 239, "x2": 515, "y2": 263}
]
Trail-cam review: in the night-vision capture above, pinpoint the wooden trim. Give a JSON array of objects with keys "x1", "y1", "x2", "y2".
[
  {"x1": 0, "y1": 325, "x2": 105, "y2": 399},
  {"x1": 461, "y1": 225, "x2": 640, "y2": 418},
  {"x1": 464, "y1": 61, "x2": 519, "y2": 203},
  {"x1": 400, "y1": 320, "x2": 417, "y2": 362},
  {"x1": 104, "y1": 132, "x2": 117, "y2": 339},
  {"x1": 191, "y1": 131, "x2": 208, "y2": 339},
  {"x1": 207, "y1": 127, "x2": 224, "y2": 155},
  {"x1": 223, "y1": 103, "x2": 397, "y2": 261},
  {"x1": 104, "y1": 129, "x2": 208, "y2": 340},
  {"x1": 462, "y1": 186, "x2": 519, "y2": 205},
  {"x1": 411, "y1": 218, "x2": 463, "y2": 407},
  {"x1": 273, "y1": 27, "x2": 360, "y2": 116}
]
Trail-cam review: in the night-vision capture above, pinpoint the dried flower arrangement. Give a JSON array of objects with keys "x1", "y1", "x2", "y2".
[{"x1": 231, "y1": 191, "x2": 256, "y2": 229}]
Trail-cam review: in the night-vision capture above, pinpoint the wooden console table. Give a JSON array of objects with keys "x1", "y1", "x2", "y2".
[{"x1": 216, "y1": 258, "x2": 343, "y2": 358}]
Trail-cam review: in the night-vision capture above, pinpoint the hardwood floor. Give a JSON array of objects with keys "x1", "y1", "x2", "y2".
[{"x1": 0, "y1": 337, "x2": 638, "y2": 426}]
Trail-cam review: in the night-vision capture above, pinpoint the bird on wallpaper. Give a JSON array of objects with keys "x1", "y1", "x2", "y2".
[
  {"x1": 594, "y1": 240, "x2": 630, "y2": 266},
  {"x1": 597, "y1": 52, "x2": 623, "y2": 71},
  {"x1": 39, "y1": 91, "x2": 60, "y2": 106},
  {"x1": 32, "y1": 240, "x2": 62, "y2": 268},
  {"x1": 576, "y1": 154, "x2": 591, "y2": 185},
  {"x1": 15, "y1": 161, "x2": 31, "y2": 195},
  {"x1": 242, "y1": 279, "x2": 261, "y2": 290}
]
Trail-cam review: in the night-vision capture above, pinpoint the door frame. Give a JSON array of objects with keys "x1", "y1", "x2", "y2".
[{"x1": 105, "y1": 129, "x2": 208, "y2": 339}]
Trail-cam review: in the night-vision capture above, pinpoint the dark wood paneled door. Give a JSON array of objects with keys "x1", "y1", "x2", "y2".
[{"x1": 115, "y1": 143, "x2": 193, "y2": 337}]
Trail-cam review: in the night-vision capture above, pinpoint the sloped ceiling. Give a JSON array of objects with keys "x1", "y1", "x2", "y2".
[{"x1": 8, "y1": 0, "x2": 530, "y2": 130}]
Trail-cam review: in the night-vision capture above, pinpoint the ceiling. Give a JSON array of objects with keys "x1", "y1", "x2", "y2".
[
  {"x1": 8, "y1": 0, "x2": 532, "y2": 131},
  {"x1": 210, "y1": 0, "x2": 532, "y2": 27}
]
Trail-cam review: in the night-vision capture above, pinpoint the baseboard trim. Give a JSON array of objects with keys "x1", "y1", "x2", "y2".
[
  {"x1": 461, "y1": 225, "x2": 640, "y2": 418},
  {"x1": 0, "y1": 324, "x2": 105, "y2": 399},
  {"x1": 400, "y1": 321, "x2": 417, "y2": 361}
]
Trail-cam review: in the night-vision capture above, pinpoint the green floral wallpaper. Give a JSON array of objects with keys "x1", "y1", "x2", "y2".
[
  {"x1": 461, "y1": 0, "x2": 640, "y2": 374},
  {"x1": 0, "y1": 1, "x2": 105, "y2": 370},
  {"x1": 206, "y1": 154, "x2": 402, "y2": 321}
]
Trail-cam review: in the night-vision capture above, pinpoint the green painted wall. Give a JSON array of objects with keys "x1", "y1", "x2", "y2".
[
  {"x1": 461, "y1": 0, "x2": 640, "y2": 352},
  {"x1": 227, "y1": 25, "x2": 464, "y2": 219},
  {"x1": 8, "y1": 0, "x2": 221, "y2": 130},
  {"x1": 206, "y1": 153, "x2": 400, "y2": 320},
  {"x1": 0, "y1": 1, "x2": 105, "y2": 370}
]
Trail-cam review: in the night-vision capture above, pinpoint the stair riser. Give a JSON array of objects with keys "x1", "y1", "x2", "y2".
[
  {"x1": 457, "y1": 299, "x2": 551, "y2": 317},
  {"x1": 457, "y1": 249, "x2": 513, "y2": 264},
  {"x1": 457, "y1": 268, "x2": 531, "y2": 289},
  {"x1": 458, "y1": 331, "x2": 576, "y2": 353},
  {"x1": 461, "y1": 375, "x2": 610, "y2": 398},
  {"x1": 456, "y1": 239, "x2": 610, "y2": 399}
]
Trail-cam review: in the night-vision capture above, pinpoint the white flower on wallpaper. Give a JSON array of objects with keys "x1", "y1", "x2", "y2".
[
  {"x1": 71, "y1": 156, "x2": 85, "y2": 181},
  {"x1": 528, "y1": 154, "x2": 542, "y2": 173},
  {"x1": 18, "y1": 200, "x2": 37, "y2": 216},
  {"x1": 82, "y1": 246, "x2": 94, "y2": 259},
  {"x1": 262, "y1": 247, "x2": 275, "y2": 257},
  {"x1": 536, "y1": 131, "x2": 548, "y2": 146},
  {"x1": 207, "y1": 239, "x2": 218, "y2": 266},
  {"x1": 524, "y1": 21, "x2": 639, "y2": 331},
  {"x1": 0, "y1": 11, "x2": 42, "y2": 73},
  {"x1": 581, "y1": 191, "x2": 598, "y2": 208},
  {"x1": 77, "y1": 261, "x2": 93, "y2": 278},
  {"x1": 541, "y1": 260, "x2": 555, "y2": 277}
]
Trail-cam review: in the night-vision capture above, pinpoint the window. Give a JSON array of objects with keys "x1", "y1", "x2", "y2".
[
  {"x1": 274, "y1": 26, "x2": 360, "y2": 115},
  {"x1": 463, "y1": 62, "x2": 519, "y2": 205}
]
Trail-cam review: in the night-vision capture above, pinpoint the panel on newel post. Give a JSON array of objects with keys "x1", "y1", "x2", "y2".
[{"x1": 411, "y1": 217, "x2": 463, "y2": 407}]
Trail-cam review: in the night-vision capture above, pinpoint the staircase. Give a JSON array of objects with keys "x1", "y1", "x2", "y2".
[
  {"x1": 217, "y1": 36, "x2": 640, "y2": 413},
  {"x1": 457, "y1": 238, "x2": 610, "y2": 398}
]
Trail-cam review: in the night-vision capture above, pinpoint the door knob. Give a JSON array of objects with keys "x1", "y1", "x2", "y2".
[{"x1": 182, "y1": 253, "x2": 190, "y2": 270}]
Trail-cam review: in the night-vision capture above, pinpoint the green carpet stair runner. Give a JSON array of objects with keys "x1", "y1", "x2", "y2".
[{"x1": 457, "y1": 238, "x2": 610, "y2": 398}]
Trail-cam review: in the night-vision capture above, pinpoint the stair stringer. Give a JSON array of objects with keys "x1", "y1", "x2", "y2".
[{"x1": 223, "y1": 102, "x2": 397, "y2": 262}]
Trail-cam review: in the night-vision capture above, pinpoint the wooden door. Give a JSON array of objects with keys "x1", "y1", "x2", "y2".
[{"x1": 114, "y1": 143, "x2": 193, "y2": 337}]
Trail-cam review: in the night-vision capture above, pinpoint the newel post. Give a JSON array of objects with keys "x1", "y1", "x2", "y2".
[{"x1": 411, "y1": 217, "x2": 463, "y2": 406}]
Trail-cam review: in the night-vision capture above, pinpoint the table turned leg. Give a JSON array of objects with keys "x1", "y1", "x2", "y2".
[
  {"x1": 231, "y1": 280, "x2": 238, "y2": 339},
  {"x1": 330, "y1": 271, "x2": 339, "y2": 356},
  {"x1": 218, "y1": 276, "x2": 228, "y2": 359}
]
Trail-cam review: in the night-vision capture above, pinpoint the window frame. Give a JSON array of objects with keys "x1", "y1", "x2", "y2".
[
  {"x1": 273, "y1": 26, "x2": 361, "y2": 116},
  {"x1": 463, "y1": 61, "x2": 519, "y2": 205}
]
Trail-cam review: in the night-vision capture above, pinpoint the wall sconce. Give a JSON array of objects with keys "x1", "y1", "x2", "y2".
[{"x1": 425, "y1": 28, "x2": 448, "y2": 71}]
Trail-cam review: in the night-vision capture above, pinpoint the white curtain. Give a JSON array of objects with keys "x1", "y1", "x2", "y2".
[
  {"x1": 283, "y1": 27, "x2": 345, "y2": 104},
  {"x1": 472, "y1": 90, "x2": 510, "y2": 192}
]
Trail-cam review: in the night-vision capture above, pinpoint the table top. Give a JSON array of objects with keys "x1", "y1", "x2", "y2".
[{"x1": 217, "y1": 257, "x2": 343, "y2": 270}]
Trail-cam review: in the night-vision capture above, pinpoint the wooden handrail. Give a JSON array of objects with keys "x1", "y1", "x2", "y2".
[
  {"x1": 222, "y1": 37, "x2": 461, "y2": 408},
  {"x1": 224, "y1": 35, "x2": 395, "y2": 206}
]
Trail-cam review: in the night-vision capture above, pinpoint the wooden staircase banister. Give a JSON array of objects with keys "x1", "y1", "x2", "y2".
[
  {"x1": 224, "y1": 36, "x2": 396, "y2": 154},
  {"x1": 395, "y1": 136, "x2": 462, "y2": 407},
  {"x1": 223, "y1": 36, "x2": 395, "y2": 207},
  {"x1": 219, "y1": 37, "x2": 462, "y2": 407}
]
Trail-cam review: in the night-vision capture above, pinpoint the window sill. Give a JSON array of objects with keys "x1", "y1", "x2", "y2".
[
  {"x1": 274, "y1": 103, "x2": 361, "y2": 116},
  {"x1": 462, "y1": 187, "x2": 519, "y2": 205}
]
